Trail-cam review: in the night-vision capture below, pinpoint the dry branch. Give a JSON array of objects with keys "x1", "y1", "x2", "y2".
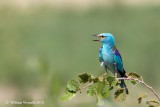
[{"x1": 117, "y1": 77, "x2": 160, "y2": 102}]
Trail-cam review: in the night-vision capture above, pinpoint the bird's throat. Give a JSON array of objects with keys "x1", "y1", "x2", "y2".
[{"x1": 103, "y1": 44, "x2": 113, "y2": 51}]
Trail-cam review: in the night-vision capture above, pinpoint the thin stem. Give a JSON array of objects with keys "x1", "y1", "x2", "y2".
[
  {"x1": 117, "y1": 77, "x2": 160, "y2": 102},
  {"x1": 79, "y1": 82, "x2": 94, "y2": 91},
  {"x1": 78, "y1": 73, "x2": 160, "y2": 102}
]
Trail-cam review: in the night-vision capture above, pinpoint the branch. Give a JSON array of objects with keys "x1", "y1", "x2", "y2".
[
  {"x1": 117, "y1": 77, "x2": 160, "y2": 102},
  {"x1": 77, "y1": 73, "x2": 160, "y2": 103},
  {"x1": 62, "y1": 72, "x2": 160, "y2": 107},
  {"x1": 79, "y1": 82, "x2": 94, "y2": 91}
]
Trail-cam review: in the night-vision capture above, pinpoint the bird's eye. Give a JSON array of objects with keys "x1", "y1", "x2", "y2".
[{"x1": 101, "y1": 35, "x2": 105, "y2": 38}]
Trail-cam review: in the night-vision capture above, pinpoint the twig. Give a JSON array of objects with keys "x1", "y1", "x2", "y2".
[
  {"x1": 117, "y1": 77, "x2": 160, "y2": 102},
  {"x1": 79, "y1": 82, "x2": 94, "y2": 91},
  {"x1": 78, "y1": 73, "x2": 160, "y2": 102}
]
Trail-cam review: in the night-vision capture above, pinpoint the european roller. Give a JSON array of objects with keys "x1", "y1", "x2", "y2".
[{"x1": 93, "y1": 33, "x2": 129, "y2": 94}]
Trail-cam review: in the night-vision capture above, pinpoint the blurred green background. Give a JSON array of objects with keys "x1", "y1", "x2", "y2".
[{"x1": 0, "y1": 0, "x2": 160, "y2": 107}]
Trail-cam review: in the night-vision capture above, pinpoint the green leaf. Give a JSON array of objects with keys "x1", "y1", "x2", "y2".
[
  {"x1": 61, "y1": 80, "x2": 80, "y2": 101},
  {"x1": 146, "y1": 100, "x2": 160, "y2": 107},
  {"x1": 103, "y1": 88, "x2": 109, "y2": 98},
  {"x1": 138, "y1": 97, "x2": 142, "y2": 104},
  {"x1": 78, "y1": 73, "x2": 92, "y2": 83},
  {"x1": 116, "y1": 80, "x2": 121, "y2": 86},
  {"x1": 146, "y1": 101, "x2": 155, "y2": 107},
  {"x1": 128, "y1": 72, "x2": 141, "y2": 79},
  {"x1": 114, "y1": 88, "x2": 126, "y2": 102},
  {"x1": 131, "y1": 80, "x2": 137, "y2": 85},
  {"x1": 97, "y1": 80, "x2": 106, "y2": 94},
  {"x1": 61, "y1": 88, "x2": 76, "y2": 101},
  {"x1": 95, "y1": 81, "x2": 105, "y2": 105},
  {"x1": 87, "y1": 80, "x2": 106, "y2": 105},
  {"x1": 137, "y1": 93, "x2": 148, "y2": 104},
  {"x1": 87, "y1": 83, "x2": 97, "y2": 96},
  {"x1": 96, "y1": 92, "x2": 104, "y2": 105},
  {"x1": 67, "y1": 80, "x2": 80, "y2": 93},
  {"x1": 109, "y1": 86, "x2": 114, "y2": 90},
  {"x1": 87, "y1": 80, "x2": 105, "y2": 95},
  {"x1": 107, "y1": 76, "x2": 117, "y2": 87},
  {"x1": 93, "y1": 77, "x2": 99, "y2": 83}
]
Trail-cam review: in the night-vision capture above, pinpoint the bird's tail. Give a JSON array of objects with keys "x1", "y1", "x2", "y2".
[
  {"x1": 120, "y1": 79, "x2": 129, "y2": 94},
  {"x1": 118, "y1": 69, "x2": 129, "y2": 94}
]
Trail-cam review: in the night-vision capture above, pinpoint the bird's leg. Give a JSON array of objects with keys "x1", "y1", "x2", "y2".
[
  {"x1": 114, "y1": 63, "x2": 118, "y2": 81},
  {"x1": 104, "y1": 64, "x2": 108, "y2": 75}
]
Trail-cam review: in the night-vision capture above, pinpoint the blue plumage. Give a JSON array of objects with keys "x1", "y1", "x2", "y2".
[
  {"x1": 99, "y1": 47, "x2": 104, "y2": 62},
  {"x1": 94, "y1": 33, "x2": 129, "y2": 94},
  {"x1": 114, "y1": 49, "x2": 124, "y2": 74}
]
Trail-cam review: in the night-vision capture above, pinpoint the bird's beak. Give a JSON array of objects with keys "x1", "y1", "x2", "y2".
[{"x1": 92, "y1": 34, "x2": 100, "y2": 41}]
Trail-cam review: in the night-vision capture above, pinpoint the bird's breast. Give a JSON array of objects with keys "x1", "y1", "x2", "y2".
[
  {"x1": 102, "y1": 50, "x2": 115, "y2": 71},
  {"x1": 102, "y1": 51, "x2": 114, "y2": 63}
]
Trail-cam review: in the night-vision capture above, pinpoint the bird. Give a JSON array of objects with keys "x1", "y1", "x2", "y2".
[{"x1": 93, "y1": 33, "x2": 129, "y2": 94}]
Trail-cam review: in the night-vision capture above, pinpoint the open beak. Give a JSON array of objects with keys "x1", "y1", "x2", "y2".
[{"x1": 92, "y1": 34, "x2": 101, "y2": 41}]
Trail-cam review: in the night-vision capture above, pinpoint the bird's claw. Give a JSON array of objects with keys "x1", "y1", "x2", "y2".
[
  {"x1": 115, "y1": 73, "x2": 118, "y2": 81},
  {"x1": 103, "y1": 72, "x2": 107, "y2": 76}
]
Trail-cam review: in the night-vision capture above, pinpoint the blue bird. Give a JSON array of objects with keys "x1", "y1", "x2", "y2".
[{"x1": 93, "y1": 33, "x2": 129, "y2": 94}]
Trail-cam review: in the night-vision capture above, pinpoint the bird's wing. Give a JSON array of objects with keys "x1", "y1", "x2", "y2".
[
  {"x1": 114, "y1": 48, "x2": 124, "y2": 73},
  {"x1": 99, "y1": 47, "x2": 104, "y2": 62}
]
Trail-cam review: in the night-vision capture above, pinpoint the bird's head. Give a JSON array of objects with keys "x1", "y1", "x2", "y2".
[{"x1": 93, "y1": 33, "x2": 115, "y2": 47}]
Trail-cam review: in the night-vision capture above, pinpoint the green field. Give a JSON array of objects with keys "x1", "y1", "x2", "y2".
[{"x1": 0, "y1": 5, "x2": 160, "y2": 107}]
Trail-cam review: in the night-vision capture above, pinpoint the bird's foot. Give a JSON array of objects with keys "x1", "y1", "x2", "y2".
[
  {"x1": 103, "y1": 72, "x2": 107, "y2": 76},
  {"x1": 99, "y1": 73, "x2": 107, "y2": 79},
  {"x1": 115, "y1": 73, "x2": 118, "y2": 81},
  {"x1": 98, "y1": 73, "x2": 107, "y2": 81}
]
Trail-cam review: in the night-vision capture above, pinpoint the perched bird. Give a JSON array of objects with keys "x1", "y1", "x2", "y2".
[{"x1": 93, "y1": 33, "x2": 129, "y2": 94}]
